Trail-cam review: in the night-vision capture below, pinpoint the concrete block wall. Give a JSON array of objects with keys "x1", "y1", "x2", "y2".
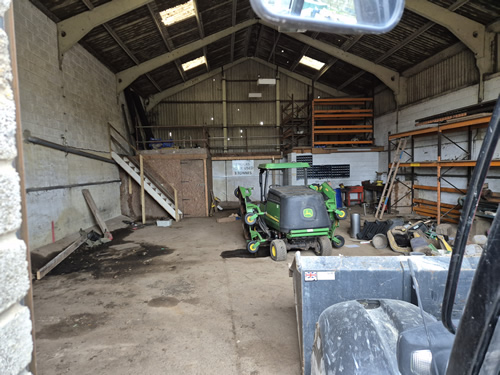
[
  {"x1": 0, "y1": 1, "x2": 33, "y2": 373},
  {"x1": 213, "y1": 159, "x2": 286, "y2": 202},
  {"x1": 375, "y1": 76, "x2": 500, "y2": 203},
  {"x1": 14, "y1": 0, "x2": 128, "y2": 249}
]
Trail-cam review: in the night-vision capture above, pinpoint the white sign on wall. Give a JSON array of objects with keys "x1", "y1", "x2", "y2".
[{"x1": 232, "y1": 160, "x2": 254, "y2": 176}]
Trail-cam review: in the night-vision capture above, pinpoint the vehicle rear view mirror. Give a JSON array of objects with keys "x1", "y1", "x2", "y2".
[{"x1": 249, "y1": 0, "x2": 405, "y2": 34}]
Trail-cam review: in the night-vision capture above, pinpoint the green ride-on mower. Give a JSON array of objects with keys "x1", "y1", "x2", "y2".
[{"x1": 235, "y1": 163, "x2": 347, "y2": 261}]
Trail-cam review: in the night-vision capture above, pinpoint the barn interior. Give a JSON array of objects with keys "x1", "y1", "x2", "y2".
[{"x1": 1, "y1": 0, "x2": 500, "y2": 374}]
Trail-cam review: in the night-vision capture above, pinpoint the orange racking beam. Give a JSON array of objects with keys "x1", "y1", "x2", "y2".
[
  {"x1": 413, "y1": 185, "x2": 466, "y2": 194},
  {"x1": 314, "y1": 140, "x2": 373, "y2": 145}
]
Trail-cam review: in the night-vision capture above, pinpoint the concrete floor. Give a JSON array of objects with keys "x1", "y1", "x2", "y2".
[{"x1": 32, "y1": 208, "x2": 398, "y2": 375}]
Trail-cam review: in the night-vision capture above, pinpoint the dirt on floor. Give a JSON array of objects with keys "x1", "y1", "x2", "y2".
[{"x1": 32, "y1": 207, "x2": 399, "y2": 375}]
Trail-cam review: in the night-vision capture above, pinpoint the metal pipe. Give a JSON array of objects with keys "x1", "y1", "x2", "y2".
[
  {"x1": 24, "y1": 132, "x2": 115, "y2": 164},
  {"x1": 442, "y1": 95, "x2": 500, "y2": 334},
  {"x1": 26, "y1": 180, "x2": 121, "y2": 193},
  {"x1": 350, "y1": 213, "x2": 361, "y2": 238}
]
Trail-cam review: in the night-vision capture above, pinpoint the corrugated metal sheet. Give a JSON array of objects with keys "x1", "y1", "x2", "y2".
[
  {"x1": 407, "y1": 49, "x2": 478, "y2": 104},
  {"x1": 280, "y1": 74, "x2": 311, "y2": 101},
  {"x1": 148, "y1": 59, "x2": 318, "y2": 153}
]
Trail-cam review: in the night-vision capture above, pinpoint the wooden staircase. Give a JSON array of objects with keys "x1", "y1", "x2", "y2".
[{"x1": 112, "y1": 152, "x2": 182, "y2": 221}]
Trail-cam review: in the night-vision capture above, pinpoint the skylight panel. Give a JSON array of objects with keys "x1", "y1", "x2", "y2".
[
  {"x1": 299, "y1": 56, "x2": 325, "y2": 70},
  {"x1": 182, "y1": 56, "x2": 206, "y2": 71},
  {"x1": 160, "y1": 0, "x2": 195, "y2": 26}
]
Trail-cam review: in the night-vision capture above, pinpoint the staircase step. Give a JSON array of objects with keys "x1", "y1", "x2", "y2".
[{"x1": 111, "y1": 151, "x2": 182, "y2": 220}]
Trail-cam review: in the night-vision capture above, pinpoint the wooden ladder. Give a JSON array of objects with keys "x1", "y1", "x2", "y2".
[{"x1": 375, "y1": 137, "x2": 408, "y2": 220}]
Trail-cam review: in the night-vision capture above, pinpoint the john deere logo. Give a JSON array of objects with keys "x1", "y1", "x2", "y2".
[{"x1": 303, "y1": 208, "x2": 314, "y2": 218}]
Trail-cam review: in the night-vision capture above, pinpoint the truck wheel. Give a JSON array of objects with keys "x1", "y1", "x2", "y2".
[
  {"x1": 335, "y1": 209, "x2": 347, "y2": 220},
  {"x1": 234, "y1": 187, "x2": 240, "y2": 198},
  {"x1": 244, "y1": 213, "x2": 257, "y2": 226},
  {"x1": 270, "y1": 239, "x2": 287, "y2": 261},
  {"x1": 317, "y1": 236, "x2": 333, "y2": 256},
  {"x1": 332, "y1": 235, "x2": 345, "y2": 248},
  {"x1": 247, "y1": 241, "x2": 260, "y2": 254}
]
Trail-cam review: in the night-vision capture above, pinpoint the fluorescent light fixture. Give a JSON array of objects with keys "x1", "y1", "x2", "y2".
[
  {"x1": 249, "y1": 93, "x2": 262, "y2": 98},
  {"x1": 257, "y1": 78, "x2": 276, "y2": 85},
  {"x1": 160, "y1": 0, "x2": 195, "y2": 26},
  {"x1": 299, "y1": 55, "x2": 325, "y2": 70},
  {"x1": 182, "y1": 56, "x2": 206, "y2": 71}
]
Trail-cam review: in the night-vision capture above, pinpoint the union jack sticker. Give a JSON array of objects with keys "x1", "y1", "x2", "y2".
[{"x1": 305, "y1": 271, "x2": 317, "y2": 282}]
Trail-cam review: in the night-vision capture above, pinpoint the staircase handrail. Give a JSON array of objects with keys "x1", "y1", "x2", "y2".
[{"x1": 108, "y1": 122, "x2": 179, "y2": 221}]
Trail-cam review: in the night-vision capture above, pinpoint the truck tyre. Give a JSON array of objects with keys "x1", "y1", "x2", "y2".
[
  {"x1": 317, "y1": 236, "x2": 333, "y2": 256},
  {"x1": 270, "y1": 239, "x2": 287, "y2": 261}
]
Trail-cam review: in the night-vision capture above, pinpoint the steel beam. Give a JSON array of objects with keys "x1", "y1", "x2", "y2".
[
  {"x1": 116, "y1": 19, "x2": 258, "y2": 93},
  {"x1": 145, "y1": 58, "x2": 247, "y2": 111},
  {"x1": 290, "y1": 32, "x2": 319, "y2": 72},
  {"x1": 103, "y1": 24, "x2": 161, "y2": 92},
  {"x1": 403, "y1": 43, "x2": 466, "y2": 77},
  {"x1": 277, "y1": 28, "x2": 406, "y2": 103},
  {"x1": 405, "y1": 0, "x2": 494, "y2": 100},
  {"x1": 80, "y1": 0, "x2": 161, "y2": 91},
  {"x1": 487, "y1": 19, "x2": 500, "y2": 33},
  {"x1": 268, "y1": 32, "x2": 281, "y2": 62},
  {"x1": 339, "y1": 0, "x2": 469, "y2": 89},
  {"x1": 312, "y1": 35, "x2": 362, "y2": 81},
  {"x1": 57, "y1": 0, "x2": 153, "y2": 61},
  {"x1": 192, "y1": 1, "x2": 209, "y2": 72},
  {"x1": 254, "y1": 24, "x2": 264, "y2": 57},
  {"x1": 230, "y1": 0, "x2": 237, "y2": 62},
  {"x1": 147, "y1": 57, "x2": 348, "y2": 111},
  {"x1": 222, "y1": 73, "x2": 228, "y2": 152},
  {"x1": 146, "y1": 2, "x2": 186, "y2": 81}
]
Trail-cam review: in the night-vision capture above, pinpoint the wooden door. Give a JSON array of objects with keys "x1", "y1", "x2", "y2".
[{"x1": 180, "y1": 159, "x2": 207, "y2": 217}]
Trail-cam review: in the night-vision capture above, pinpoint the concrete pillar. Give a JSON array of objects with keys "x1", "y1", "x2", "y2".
[{"x1": 0, "y1": 2, "x2": 35, "y2": 374}]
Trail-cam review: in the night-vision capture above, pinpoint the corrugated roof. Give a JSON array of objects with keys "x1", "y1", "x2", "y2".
[{"x1": 30, "y1": 0, "x2": 500, "y2": 97}]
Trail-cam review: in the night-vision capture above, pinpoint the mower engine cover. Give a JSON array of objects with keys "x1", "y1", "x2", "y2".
[{"x1": 268, "y1": 186, "x2": 331, "y2": 233}]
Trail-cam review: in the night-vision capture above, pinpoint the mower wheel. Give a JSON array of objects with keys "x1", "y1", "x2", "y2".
[
  {"x1": 332, "y1": 235, "x2": 345, "y2": 249},
  {"x1": 244, "y1": 213, "x2": 257, "y2": 226},
  {"x1": 247, "y1": 241, "x2": 260, "y2": 254},
  {"x1": 317, "y1": 236, "x2": 333, "y2": 256},
  {"x1": 270, "y1": 239, "x2": 287, "y2": 261},
  {"x1": 335, "y1": 209, "x2": 347, "y2": 220},
  {"x1": 234, "y1": 187, "x2": 240, "y2": 198}
]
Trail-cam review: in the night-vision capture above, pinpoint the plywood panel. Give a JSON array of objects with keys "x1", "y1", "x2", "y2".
[
  {"x1": 142, "y1": 158, "x2": 184, "y2": 212},
  {"x1": 181, "y1": 159, "x2": 207, "y2": 217}
]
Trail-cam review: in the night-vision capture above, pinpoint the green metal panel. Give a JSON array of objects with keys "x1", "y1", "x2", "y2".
[
  {"x1": 264, "y1": 201, "x2": 281, "y2": 231},
  {"x1": 258, "y1": 162, "x2": 310, "y2": 170},
  {"x1": 288, "y1": 228, "x2": 330, "y2": 238}
]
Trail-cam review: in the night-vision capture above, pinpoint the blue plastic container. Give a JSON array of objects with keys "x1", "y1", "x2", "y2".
[{"x1": 335, "y1": 188, "x2": 343, "y2": 208}]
